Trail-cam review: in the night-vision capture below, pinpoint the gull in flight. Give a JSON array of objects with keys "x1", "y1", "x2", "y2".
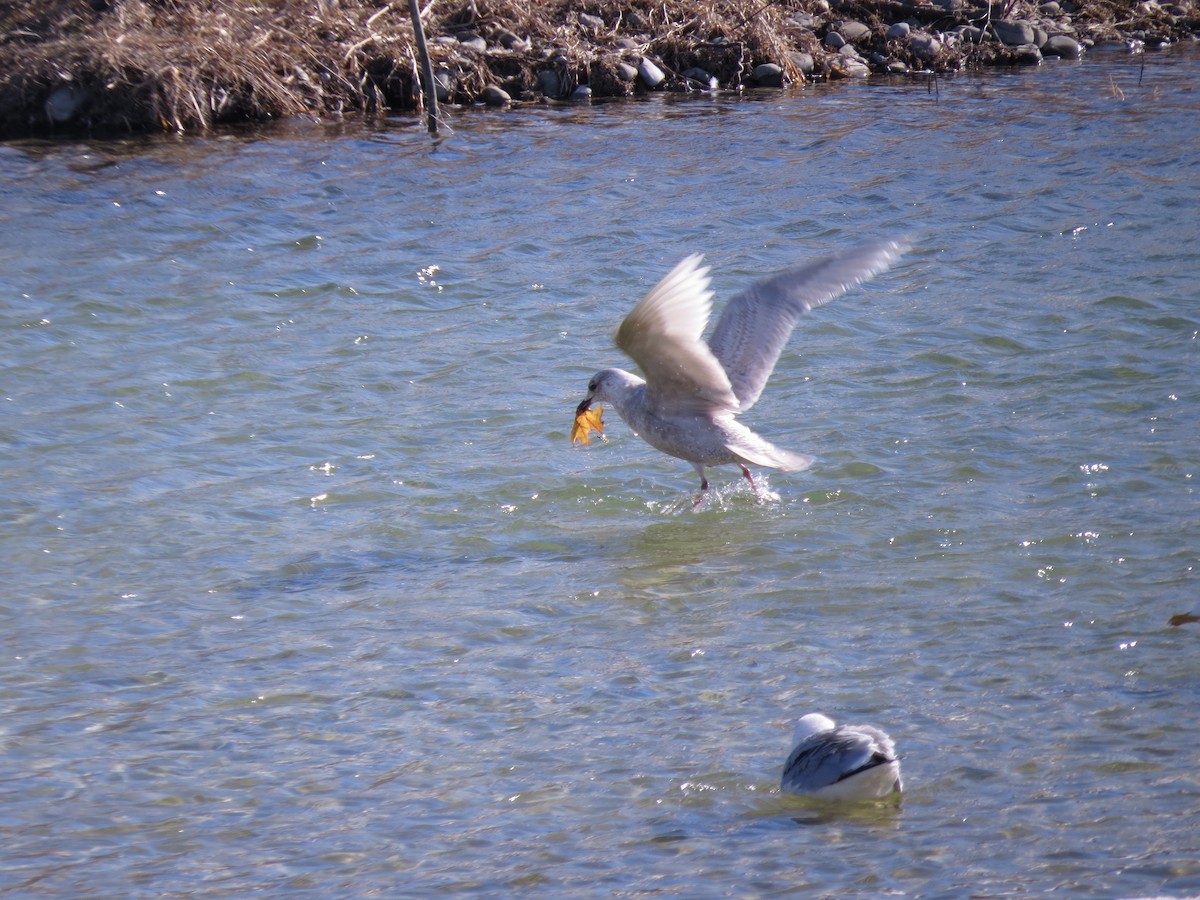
[
  {"x1": 575, "y1": 238, "x2": 908, "y2": 498},
  {"x1": 780, "y1": 712, "x2": 903, "y2": 801}
]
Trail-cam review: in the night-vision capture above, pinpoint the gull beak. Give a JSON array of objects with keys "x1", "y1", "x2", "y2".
[{"x1": 576, "y1": 396, "x2": 593, "y2": 415}]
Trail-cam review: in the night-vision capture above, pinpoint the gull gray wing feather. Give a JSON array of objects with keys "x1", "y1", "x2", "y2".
[
  {"x1": 615, "y1": 254, "x2": 741, "y2": 416},
  {"x1": 780, "y1": 726, "x2": 895, "y2": 793},
  {"x1": 707, "y1": 238, "x2": 909, "y2": 412}
]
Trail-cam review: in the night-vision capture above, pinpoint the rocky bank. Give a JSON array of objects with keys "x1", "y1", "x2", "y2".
[{"x1": 2, "y1": 0, "x2": 1197, "y2": 136}]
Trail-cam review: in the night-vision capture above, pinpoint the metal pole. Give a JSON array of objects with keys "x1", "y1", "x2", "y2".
[{"x1": 407, "y1": 0, "x2": 439, "y2": 134}]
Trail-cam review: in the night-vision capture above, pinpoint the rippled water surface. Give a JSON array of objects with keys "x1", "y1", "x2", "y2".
[{"x1": 2, "y1": 48, "x2": 1199, "y2": 897}]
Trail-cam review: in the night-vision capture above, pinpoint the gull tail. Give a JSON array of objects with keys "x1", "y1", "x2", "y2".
[{"x1": 727, "y1": 431, "x2": 814, "y2": 473}]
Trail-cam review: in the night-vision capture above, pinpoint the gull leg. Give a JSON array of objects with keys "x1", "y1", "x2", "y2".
[
  {"x1": 738, "y1": 464, "x2": 764, "y2": 503},
  {"x1": 692, "y1": 464, "x2": 710, "y2": 508}
]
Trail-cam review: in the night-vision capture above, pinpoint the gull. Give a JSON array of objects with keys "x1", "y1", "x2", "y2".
[
  {"x1": 575, "y1": 238, "x2": 908, "y2": 498},
  {"x1": 780, "y1": 713, "x2": 902, "y2": 801}
]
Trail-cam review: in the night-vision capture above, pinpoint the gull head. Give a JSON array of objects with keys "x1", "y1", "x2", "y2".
[
  {"x1": 792, "y1": 712, "x2": 838, "y2": 744},
  {"x1": 577, "y1": 367, "x2": 645, "y2": 416}
]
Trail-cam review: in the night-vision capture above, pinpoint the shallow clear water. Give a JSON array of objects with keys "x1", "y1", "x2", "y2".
[{"x1": 2, "y1": 47, "x2": 1198, "y2": 897}]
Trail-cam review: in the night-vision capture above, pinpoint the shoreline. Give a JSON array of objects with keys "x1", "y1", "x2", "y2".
[{"x1": 2, "y1": 0, "x2": 1196, "y2": 137}]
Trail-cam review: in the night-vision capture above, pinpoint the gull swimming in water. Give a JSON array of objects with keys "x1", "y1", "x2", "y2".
[
  {"x1": 780, "y1": 713, "x2": 902, "y2": 801},
  {"x1": 575, "y1": 238, "x2": 908, "y2": 497}
]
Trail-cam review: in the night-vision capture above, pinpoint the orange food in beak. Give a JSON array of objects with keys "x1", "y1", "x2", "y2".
[{"x1": 571, "y1": 404, "x2": 604, "y2": 446}]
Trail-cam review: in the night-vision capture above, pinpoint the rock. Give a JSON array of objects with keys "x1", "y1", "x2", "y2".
[
  {"x1": 1040, "y1": 0, "x2": 1063, "y2": 13},
  {"x1": 433, "y1": 67, "x2": 456, "y2": 102},
  {"x1": 616, "y1": 62, "x2": 639, "y2": 82},
  {"x1": 1043, "y1": 34, "x2": 1083, "y2": 57},
  {"x1": 839, "y1": 21, "x2": 872, "y2": 42},
  {"x1": 824, "y1": 31, "x2": 847, "y2": 49},
  {"x1": 44, "y1": 84, "x2": 87, "y2": 124},
  {"x1": 1012, "y1": 43, "x2": 1044, "y2": 63},
  {"x1": 494, "y1": 28, "x2": 522, "y2": 48},
  {"x1": 614, "y1": 37, "x2": 641, "y2": 50},
  {"x1": 908, "y1": 32, "x2": 944, "y2": 59},
  {"x1": 930, "y1": 0, "x2": 967, "y2": 10},
  {"x1": 536, "y1": 69, "x2": 562, "y2": 98},
  {"x1": 457, "y1": 33, "x2": 487, "y2": 53},
  {"x1": 833, "y1": 58, "x2": 871, "y2": 77},
  {"x1": 570, "y1": 85, "x2": 592, "y2": 101},
  {"x1": 638, "y1": 57, "x2": 666, "y2": 89},
  {"x1": 481, "y1": 84, "x2": 511, "y2": 106},
  {"x1": 838, "y1": 43, "x2": 865, "y2": 59},
  {"x1": 887, "y1": 22, "x2": 911, "y2": 40},
  {"x1": 789, "y1": 51, "x2": 816, "y2": 75},
  {"x1": 682, "y1": 67, "x2": 718, "y2": 89},
  {"x1": 579, "y1": 13, "x2": 604, "y2": 30},
  {"x1": 887, "y1": 59, "x2": 910, "y2": 73},
  {"x1": 752, "y1": 62, "x2": 785, "y2": 86},
  {"x1": 958, "y1": 25, "x2": 985, "y2": 43},
  {"x1": 992, "y1": 19, "x2": 1038, "y2": 46}
]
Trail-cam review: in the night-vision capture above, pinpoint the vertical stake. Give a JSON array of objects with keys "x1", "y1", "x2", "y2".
[{"x1": 408, "y1": 0, "x2": 439, "y2": 134}]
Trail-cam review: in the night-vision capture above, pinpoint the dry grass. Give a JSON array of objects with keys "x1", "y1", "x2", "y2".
[
  {"x1": 0, "y1": 0, "x2": 423, "y2": 132},
  {"x1": 0, "y1": 0, "x2": 1194, "y2": 135}
]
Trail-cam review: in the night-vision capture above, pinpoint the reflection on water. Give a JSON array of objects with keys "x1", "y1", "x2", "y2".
[{"x1": 1, "y1": 48, "x2": 1199, "y2": 896}]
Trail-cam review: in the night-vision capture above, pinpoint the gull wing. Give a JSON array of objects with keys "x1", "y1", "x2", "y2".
[
  {"x1": 781, "y1": 727, "x2": 889, "y2": 793},
  {"x1": 615, "y1": 254, "x2": 740, "y2": 416},
  {"x1": 707, "y1": 238, "x2": 909, "y2": 412}
]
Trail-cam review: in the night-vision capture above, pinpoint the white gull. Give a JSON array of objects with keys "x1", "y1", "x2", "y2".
[
  {"x1": 780, "y1": 712, "x2": 902, "y2": 801},
  {"x1": 575, "y1": 238, "x2": 908, "y2": 498}
]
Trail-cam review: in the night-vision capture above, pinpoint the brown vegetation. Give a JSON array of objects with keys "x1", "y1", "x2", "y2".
[{"x1": 0, "y1": 0, "x2": 1195, "y2": 136}]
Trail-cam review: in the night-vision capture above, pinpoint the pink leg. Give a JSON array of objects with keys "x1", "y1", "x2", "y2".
[{"x1": 739, "y1": 464, "x2": 764, "y2": 502}]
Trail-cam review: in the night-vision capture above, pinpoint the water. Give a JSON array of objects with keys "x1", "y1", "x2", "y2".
[{"x1": 2, "y1": 48, "x2": 1198, "y2": 896}]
